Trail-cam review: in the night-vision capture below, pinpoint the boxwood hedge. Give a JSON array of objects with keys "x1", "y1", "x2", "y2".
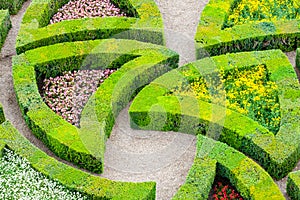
[
  {"x1": 13, "y1": 39, "x2": 178, "y2": 174},
  {"x1": 130, "y1": 49, "x2": 300, "y2": 180},
  {"x1": 195, "y1": 0, "x2": 300, "y2": 58},
  {"x1": 0, "y1": 9, "x2": 11, "y2": 49},
  {"x1": 16, "y1": 0, "x2": 164, "y2": 54},
  {"x1": 172, "y1": 157, "x2": 217, "y2": 200},
  {"x1": 0, "y1": 109, "x2": 156, "y2": 199}
]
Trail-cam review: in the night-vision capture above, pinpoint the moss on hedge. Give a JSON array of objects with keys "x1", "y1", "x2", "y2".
[
  {"x1": 130, "y1": 49, "x2": 300, "y2": 180},
  {"x1": 13, "y1": 39, "x2": 178, "y2": 174}
]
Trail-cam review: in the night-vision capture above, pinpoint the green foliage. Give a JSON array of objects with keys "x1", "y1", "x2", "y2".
[
  {"x1": 0, "y1": 9, "x2": 11, "y2": 49},
  {"x1": 12, "y1": 39, "x2": 178, "y2": 174},
  {"x1": 0, "y1": 0, "x2": 25, "y2": 14}
]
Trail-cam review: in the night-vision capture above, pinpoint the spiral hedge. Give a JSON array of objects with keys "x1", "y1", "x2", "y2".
[{"x1": 2, "y1": 0, "x2": 300, "y2": 199}]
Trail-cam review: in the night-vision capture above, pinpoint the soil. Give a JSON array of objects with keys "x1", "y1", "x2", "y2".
[{"x1": 0, "y1": 0, "x2": 298, "y2": 200}]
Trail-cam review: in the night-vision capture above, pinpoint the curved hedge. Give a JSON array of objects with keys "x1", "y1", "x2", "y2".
[
  {"x1": 172, "y1": 157, "x2": 216, "y2": 199},
  {"x1": 0, "y1": 110, "x2": 156, "y2": 199},
  {"x1": 0, "y1": 9, "x2": 11, "y2": 49},
  {"x1": 288, "y1": 171, "x2": 300, "y2": 200},
  {"x1": 13, "y1": 39, "x2": 178, "y2": 173},
  {"x1": 173, "y1": 135, "x2": 284, "y2": 200},
  {"x1": 195, "y1": 0, "x2": 300, "y2": 58},
  {"x1": 130, "y1": 49, "x2": 300, "y2": 180},
  {"x1": 16, "y1": 0, "x2": 164, "y2": 54}
]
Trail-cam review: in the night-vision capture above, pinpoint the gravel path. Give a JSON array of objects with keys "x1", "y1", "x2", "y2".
[
  {"x1": 102, "y1": 1, "x2": 209, "y2": 199},
  {"x1": 0, "y1": 1, "x2": 299, "y2": 200}
]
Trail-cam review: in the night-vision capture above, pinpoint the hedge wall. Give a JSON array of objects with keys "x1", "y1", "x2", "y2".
[
  {"x1": 0, "y1": 111, "x2": 156, "y2": 199},
  {"x1": 129, "y1": 49, "x2": 300, "y2": 180},
  {"x1": 0, "y1": 0, "x2": 25, "y2": 14},
  {"x1": 287, "y1": 169, "x2": 300, "y2": 200},
  {"x1": 0, "y1": 9, "x2": 11, "y2": 49},
  {"x1": 12, "y1": 38, "x2": 178, "y2": 174},
  {"x1": 195, "y1": 0, "x2": 300, "y2": 58},
  {"x1": 172, "y1": 157, "x2": 216, "y2": 200},
  {"x1": 16, "y1": 0, "x2": 164, "y2": 54}
]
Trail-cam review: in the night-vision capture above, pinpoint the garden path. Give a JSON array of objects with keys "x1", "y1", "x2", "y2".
[
  {"x1": 0, "y1": 0, "x2": 299, "y2": 200},
  {"x1": 101, "y1": 1, "x2": 209, "y2": 199}
]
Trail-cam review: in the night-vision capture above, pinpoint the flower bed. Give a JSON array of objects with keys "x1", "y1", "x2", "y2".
[
  {"x1": 209, "y1": 177, "x2": 243, "y2": 200},
  {"x1": 42, "y1": 69, "x2": 116, "y2": 127},
  {"x1": 195, "y1": 0, "x2": 300, "y2": 57},
  {"x1": 50, "y1": 0, "x2": 127, "y2": 24},
  {"x1": 0, "y1": 148, "x2": 87, "y2": 199},
  {"x1": 224, "y1": 0, "x2": 300, "y2": 28},
  {"x1": 16, "y1": 0, "x2": 163, "y2": 54},
  {"x1": 170, "y1": 64, "x2": 280, "y2": 133}
]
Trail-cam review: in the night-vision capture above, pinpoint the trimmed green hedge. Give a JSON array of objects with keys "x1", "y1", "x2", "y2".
[
  {"x1": 130, "y1": 49, "x2": 300, "y2": 180},
  {"x1": 195, "y1": 0, "x2": 300, "y2": 58},
  {"x1": 0, "y1": 0, "x2": 25, "y2": 14},
  {"x1": 0, "y1": 117, "x2": 156, "y2": 199},
  {"x1": 288, "y1": 171, "x2": 300, "y2": 200},
  {"x1": 172, "y1": 157, "x2": 216, "y2": 200},
  {"x1": 0, "y1": 9, "x2": 11, "y2": 49},
  {"x1": 16, "y1": 0, "x2": 164, "y2": 54},
  {"x1": 13, "y1": 39, "x2": 178, "y2": 174}
]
